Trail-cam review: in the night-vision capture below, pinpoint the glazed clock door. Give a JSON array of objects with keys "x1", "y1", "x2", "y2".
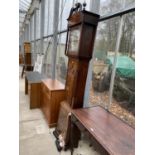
[{"x1": 67, "y1": 26, "x2": 81, "y2": 56}]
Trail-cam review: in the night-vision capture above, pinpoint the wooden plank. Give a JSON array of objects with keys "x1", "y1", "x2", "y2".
[
  {"x1": 41, "y1": 79, "x2": 65, "y2": 91},
  {"x1": 72, "y1": 106, "x2": 135, "y2": 155}
]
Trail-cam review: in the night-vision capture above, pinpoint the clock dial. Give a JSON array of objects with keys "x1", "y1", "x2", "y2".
[{"x1": 68, "y1": 27, "x2": 80, "y2": 54}]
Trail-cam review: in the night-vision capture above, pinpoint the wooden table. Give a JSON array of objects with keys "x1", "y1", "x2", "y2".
[
  {"x1": 41, "y1": 79, "x2": 66, "y2": 127},
  {"x1": 25, "y1": 71, "x2": 45, "y2": 109},
  {"x1": 70, "y1": 106, "x2": 135, "y2": 155}
]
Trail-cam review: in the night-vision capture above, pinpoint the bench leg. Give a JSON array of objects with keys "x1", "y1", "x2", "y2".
[
  {"x1": 25, "y1": 77, "x2": 28, "y2": 94},
  {"x1": 21, "y1": 66, "x2": 25, "y2": 78}
]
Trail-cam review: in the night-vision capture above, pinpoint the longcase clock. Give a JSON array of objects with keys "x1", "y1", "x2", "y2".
[{"x1": 53, "y1": 2, "x2": 100, "y2": 151}]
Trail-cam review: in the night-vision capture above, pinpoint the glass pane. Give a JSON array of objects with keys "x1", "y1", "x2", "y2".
[
  {"x1": 44, "y1": 0, "x2": 49, "y2": 36},
  {"x1": 28, "y1": 23, "x2": 30, "y2": 41},
  {"x1": 31, "y1": 42, "x2": 35, "y2": 64},
  {"x1": 31, "y1": 14, "x2": 34, "y2": 41},
  {"x1": 24, "y1": 26, "x2": 28, "y2": 41},
  {"x1": 36, "y1": 40, "x2": 41, "y2": 54},
  {"x1": 58, "y1": 0, "x2": 72, "y2": 31},
  {"x1": 100, "y1": 0, "x2": 135, "y2": 16},
  {"x1": 88, "y1": 16, "x2": 119, "y2": 109},
  {"x1": 110, "y1": 12, "x2": 135, "y2": 127},
  {"x1": 58, "y1": 0, "x2": 90, "y2": 31},
  {"x1": 87, "y1": 13, "x2": 135, "y2": 128},
  {"x1": 36, "y1": 4, "x2": 41, "y2": 39},
  {"x1": 43, "y1": 37, "x2": 53, "y2": 77},
  {"x1": 68, "y1": 26, "x2": 81, "y2": 53},
  {"x1": 56, "y1": 33, "x2": 68, "y2": 84},
  {"x1": 48, "y1": 0, "x2": 54, "y2": 35}
]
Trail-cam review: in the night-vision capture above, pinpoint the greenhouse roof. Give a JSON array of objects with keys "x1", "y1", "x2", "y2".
[{"x1": 19, "y1": 0, "x2": 32, "y2": 34}]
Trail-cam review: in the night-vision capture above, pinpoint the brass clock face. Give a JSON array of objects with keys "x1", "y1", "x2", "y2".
[{"x1": 68, "y1": 26, "x2": 80, "y2": 55}]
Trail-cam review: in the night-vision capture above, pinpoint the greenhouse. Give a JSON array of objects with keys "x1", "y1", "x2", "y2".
[{"x1": 18, "y1": 0, "x2": 136, "y2": 154}]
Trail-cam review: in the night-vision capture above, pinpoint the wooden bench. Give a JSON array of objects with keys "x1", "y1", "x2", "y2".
[{"x1": 70, "y1": 106, "x2": 135, "y2": 155}]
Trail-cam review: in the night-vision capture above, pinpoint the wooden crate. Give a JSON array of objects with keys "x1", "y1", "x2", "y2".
[
  {"x1": 41, "y1": 79, "x2": 66, "y2": 127},
  {"x1": 24, "y1": 42, "x2": 31, "y2": 53}
]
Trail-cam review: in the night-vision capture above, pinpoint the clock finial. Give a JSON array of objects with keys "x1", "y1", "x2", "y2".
[{"x1": 83, "y1": 1, "x2": 86, "y2": 10}]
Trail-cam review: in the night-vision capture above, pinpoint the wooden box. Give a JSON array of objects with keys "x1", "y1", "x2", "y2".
[
  {"x1": 29, "y1": 82, "x2": 41, "y2": 109},
  {"x1": 41, "y1": 79, "x2": 66, "y2": 127},
  {"x1": 24, "y1": 42, "x2": 31, "y2": 53},
  {"x1": 19, "y1": 53, "x2": 23, "y2": 64},
  {"x1": 24, "y1": 53, "x2": 32, "y2": 65},
  {"x1": 25, "y1": 72, "x2": 44, "y2": 109}
]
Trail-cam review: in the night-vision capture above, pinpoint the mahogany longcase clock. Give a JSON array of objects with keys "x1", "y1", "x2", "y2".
[{"x1": 53, "y1": 2, "x2": 100, "y2": 151}]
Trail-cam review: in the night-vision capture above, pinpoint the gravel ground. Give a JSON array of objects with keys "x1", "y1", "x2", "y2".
[{"x1": 89, "y1": 87, "x2": 135, "y2": 128}]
